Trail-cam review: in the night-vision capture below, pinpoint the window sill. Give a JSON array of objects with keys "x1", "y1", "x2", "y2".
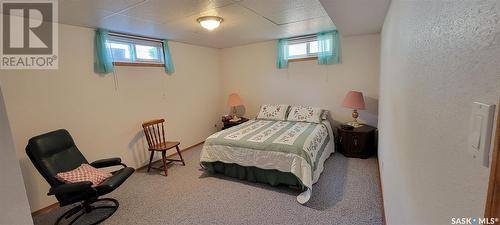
[
  {"x1": 113, "y1": 62, "x2": 164, "y2": 67},
  {"x1": 288, "y1": 56, "x2": 317, "y2": 62}
]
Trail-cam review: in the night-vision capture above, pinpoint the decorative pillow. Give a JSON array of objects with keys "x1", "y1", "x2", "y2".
[
  {"x1": 56, "y1": 164, "x2": 112, "y2": 187},
  {"x1": 321, "y1": 110, "x2": 330, "y2": 120},
  {"x1": 287, "y1": 106, "x2": 323, "y2": 123},
  {"x1": 256, "y1": 104, "x2": 289, "y2": 121}
]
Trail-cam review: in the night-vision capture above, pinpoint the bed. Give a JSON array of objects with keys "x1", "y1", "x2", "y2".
[{"x1": 200, "y1": 106, "x2": 335, "y2": 204}]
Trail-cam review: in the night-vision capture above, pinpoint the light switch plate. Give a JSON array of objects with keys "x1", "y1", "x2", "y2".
[{"x1": 469, "y1": 102, "x2": 496, "y2": 167}]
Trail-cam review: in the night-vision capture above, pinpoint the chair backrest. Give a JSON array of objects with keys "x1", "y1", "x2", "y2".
[
  {"x1": 142, "y1": 119, "x2": 166, "y2": 149},
  {"x1": 26, "y1": 129, "x2": 88, "y2": 187}
]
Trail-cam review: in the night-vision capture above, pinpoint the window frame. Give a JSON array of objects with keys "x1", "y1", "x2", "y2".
[
  {"x1": 287, "y1": 34, "x2": 319, "y2": 62},
  {"x1": 108, "y1": 33, "x2": 165, "y2": 67}
]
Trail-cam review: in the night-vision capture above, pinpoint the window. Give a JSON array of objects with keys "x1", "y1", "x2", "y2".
[
  {"x1": 287, "y1": 34, "x2": 321, "y2": 61},
  {"x1": 276, "y1": 31, "x2": 338, "y2": 68},
  {"x1": 107, "y1": 34, "x2": 164, "y2": 66}
]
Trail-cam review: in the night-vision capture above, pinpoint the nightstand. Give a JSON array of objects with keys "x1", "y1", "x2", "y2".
[
  {"x1": 222, "y1": 117, "x2": 249, "y2": 130},
  {"x1": 337, "y1": 125, "x2": 377, "y2": 158}
]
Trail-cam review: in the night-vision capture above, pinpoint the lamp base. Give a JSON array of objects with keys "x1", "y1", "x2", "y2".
[
  {"x1": 230, "y1": 115, "x2": 241, "y2": 122},
  {"x1": 346, "y1": 120, "x2": 363, "y2": 128},
  {"x1": 347, "y1": 109, "x2": 363, "y2": 128}
]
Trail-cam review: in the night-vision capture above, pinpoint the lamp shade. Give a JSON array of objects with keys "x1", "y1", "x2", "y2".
[
  {"x1": 342, "y1": 91, "x2": 366, "y2": 110},
  {"x1": 227, "y1": 93, "x2": 243, "y2": 107}
]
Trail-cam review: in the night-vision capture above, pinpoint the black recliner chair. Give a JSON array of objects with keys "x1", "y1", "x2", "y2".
[{"x1": 26, "y1": 129, "x2": 135, "y2": 225}]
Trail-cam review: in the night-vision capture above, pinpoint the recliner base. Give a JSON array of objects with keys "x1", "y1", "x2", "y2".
[{"x1": 55, "y1": 198, "x2": 119, "y2": 225}]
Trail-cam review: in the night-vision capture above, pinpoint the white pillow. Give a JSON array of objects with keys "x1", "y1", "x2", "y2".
[
  {"x1": 256, "y1": 104, "x2": 289, "y2": 121},
  {"x1": 287, "y1": 106, "x2": 323, "y2": 123}
]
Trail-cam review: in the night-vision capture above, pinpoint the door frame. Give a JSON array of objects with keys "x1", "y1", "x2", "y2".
[{"x1": 484, "y1": 100, "x2": 500, "y2": 217}]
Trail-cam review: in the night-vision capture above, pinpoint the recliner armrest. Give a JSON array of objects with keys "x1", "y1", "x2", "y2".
[
  {"x1": 90, "y1": 157, "x2": 125, "y2": 168},
  {"x1": 48, "y1": 181, "x2": 92, "y2": 195}
]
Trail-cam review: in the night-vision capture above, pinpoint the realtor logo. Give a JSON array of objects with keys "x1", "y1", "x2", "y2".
[{"x1": 1, "y1": 0, "x2": 58, "y2": 69}]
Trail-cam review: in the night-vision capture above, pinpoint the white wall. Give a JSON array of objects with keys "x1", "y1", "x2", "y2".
[
  {"x1": 379, "y1": 1, "x2": 500, "y2": 224},
  {"x1": 0, "y1": 24, "x2": 224, "y2": 211},
  {"x1": 221, "y1": 34, "x2": 380, "y2": 126},
  {"x1": 0, "y1": 87, "x2": 33, "y2": 225}
]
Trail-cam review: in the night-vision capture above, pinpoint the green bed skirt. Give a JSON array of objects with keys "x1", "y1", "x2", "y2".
[{"x1": 202, "y1": 161, "x2": 305, "y2": 190}]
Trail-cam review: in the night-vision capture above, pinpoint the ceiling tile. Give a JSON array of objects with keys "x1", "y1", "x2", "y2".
[
  {"x1": 280, "y1": 16, "x2": 335, "y2": 37},
  {"x1": 319, "y1": 0, "x2": 390, "y2": 36},
  {"x1": 237, "y1": 0, "x2": 327, "y2": 25},
  {"x1": 60, "y1": 0, "x2": 146, "y2": 13},
  {"x1": 117, "y1": 0, "x2": 234, "y2": 24},
  {"x1": 59, "y1": 0, "x2": 146, "y2": 27},
  {"x1": 99, "y1": 14, "x2": 175, "y2": 39},
  {"x1": 163, "y1": 3, "x2": 280, "y2": 48}
]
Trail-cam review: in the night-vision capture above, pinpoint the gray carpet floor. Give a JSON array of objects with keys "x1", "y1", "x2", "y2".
[{"x1": 34, "y1": 145, "x2": 384, "y2": 225}]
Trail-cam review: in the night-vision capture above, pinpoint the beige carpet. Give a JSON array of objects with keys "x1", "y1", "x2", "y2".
[{"x1": 34, "y1": 145, "x2": 384, "y2": 225}]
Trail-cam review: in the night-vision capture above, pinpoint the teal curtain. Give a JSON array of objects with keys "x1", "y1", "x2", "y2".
[
  {"x1": 317, "y1": 30, "x2": 340, "y2": 65},
  {"x1": 162, "y1": 40, "x2": 174, "y2": 74},
  {"x1": 276, "y1": 38, "x2": 289, "y2": 69},
  {"x1": 94, "y1": 29, "x2": 114, "y2": 74}
]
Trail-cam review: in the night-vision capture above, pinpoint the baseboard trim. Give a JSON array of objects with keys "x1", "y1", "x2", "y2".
[
  {"x1": 376, "y1": 158, "x2": 387, "y2": 225},
  {"x1": 31, "y1": 141, "x2": 204, "y2": 217},
  {"x1": 136, "y1": 141, "x2": 204, "y2": 171},
  {"x1": 31, "y1": 202, "x2": 59, "y2": 217}
]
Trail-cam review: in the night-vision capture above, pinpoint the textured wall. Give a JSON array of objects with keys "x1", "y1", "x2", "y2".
[
  {"x1": 0, "y1": 24, "x2": 224, "y2": 211},
  {"x1": 379, "y1": 0, "x2": 500, "y2": 224},
  {"x1": 221, "y1": 34, "x2": 380, "y2": 126}
]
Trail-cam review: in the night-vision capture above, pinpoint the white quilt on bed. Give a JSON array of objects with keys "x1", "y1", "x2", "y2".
[{"x1": 200, "y1": 119, "x2": 335, "y2": 204}]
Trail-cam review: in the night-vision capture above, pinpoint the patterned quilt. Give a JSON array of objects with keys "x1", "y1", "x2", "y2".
[{"x1": 200, "y1": 119, "x2": 335, "y2": 204}]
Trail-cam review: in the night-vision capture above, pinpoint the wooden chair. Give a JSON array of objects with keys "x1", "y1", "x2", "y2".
[{"x1": 142, "y1": 119, "x2": 185, "y2": 176}]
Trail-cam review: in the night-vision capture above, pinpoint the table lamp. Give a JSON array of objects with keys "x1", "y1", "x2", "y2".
[
  {"x1": 227, "y1": 93, "x2": 243, "y2": 121},
  {"x1": 342, "y1": 91, "x2": 366, "y2": 128}
]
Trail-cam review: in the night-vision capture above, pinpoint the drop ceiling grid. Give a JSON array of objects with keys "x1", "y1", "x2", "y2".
[{"x1": 57, "y1": 0, "x2": 336, "y2": 48}]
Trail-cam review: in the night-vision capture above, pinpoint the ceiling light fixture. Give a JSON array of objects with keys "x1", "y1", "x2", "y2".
[{"x1": 197, "y1": 16, "x2": 224, "y2": 31}]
